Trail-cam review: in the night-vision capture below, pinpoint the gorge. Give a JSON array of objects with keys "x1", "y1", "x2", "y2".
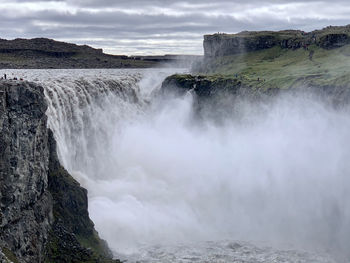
[{"x1": 2, "y1": 25, "x2": 350, "y2": 262}]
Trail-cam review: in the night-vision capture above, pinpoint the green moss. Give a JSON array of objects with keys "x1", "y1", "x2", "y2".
[
  {"x1": 46, "y1": 163, "x2": 117, "y2": 262},
  {"x1": 76, "y1": 230, "x2": 112, "y2": 260},
  {"x1": 2, "y1": 247, "x2": 19, "y2": 263},
  {"x1": 45, "y1": 131, "x2": 120, "y2": 263},
  {"x1": 45, "y1": 230, "x2": 119, "y2": 263}
]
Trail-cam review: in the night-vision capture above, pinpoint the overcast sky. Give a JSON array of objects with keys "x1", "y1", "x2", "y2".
[{"x1": 0, "y1": 0, "x2": 349, "y2": 55}]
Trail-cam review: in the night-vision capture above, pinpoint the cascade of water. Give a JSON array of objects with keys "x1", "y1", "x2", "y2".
[
  {"x1": 7, "y1": 68, "x2": 349, "y2": 262},
  {"x1": 43, "y1": 75, "x2": 144, "y2": 176}
]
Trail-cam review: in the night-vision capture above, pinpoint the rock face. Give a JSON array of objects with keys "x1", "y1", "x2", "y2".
[
  {"x1": 204, "y1": 33, "x2": 283, "y2": 58},
  {"x1": 161, "y1": 74, "x2": 276, "y2": 98},
  {"x1": 45, "y1": 130, "x2": 115, "y2": 263},
  {"x1": 161, "y1": 74, "x2": 350, "y2": 111},
  {"x1": 319, "y1": 33, "x2": 350, "y2": 49},
  {"x1": 0, "y1": 81, "x2": 52, "y2": 262},
  {"x1": 0, "y1": 80, "x2": 116, "y2": 262},
  {"x1": 204, "y1": 25, "x2": 350, "y2": 58}
]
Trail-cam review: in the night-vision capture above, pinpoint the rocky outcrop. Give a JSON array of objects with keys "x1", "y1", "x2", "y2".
[
  {"x1": 204, "y1": 32, "x2": 284, "y2": 58},
  {"x1": 0, "y1": 81, "x2": 52, "y2": 263},
  {"x1": 161, "y1": 74, "x2": 350, "y2": 111},
  {"x1": 45, "y1": 130, "x2": 117, "y2": 263},
  {"x1": 319, "y1": 33, "x2": 350, "y2": 49},
  {"x1": 161, "y1": 74, "x2": 276, "y2": 98},
  {"x1": 204, "y1": 25, "x2": 350, "y2": 58},
  {"x1": 0, "y1": 80, "x2": 117, "y2": 262},
  {"x1": 160, "y1": 74, "x2": 278, "y2": 121}
]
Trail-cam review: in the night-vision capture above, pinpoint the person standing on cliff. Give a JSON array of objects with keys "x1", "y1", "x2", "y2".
[{"x1": 4, "y1": 74, "x2": 6, "y2": 80}]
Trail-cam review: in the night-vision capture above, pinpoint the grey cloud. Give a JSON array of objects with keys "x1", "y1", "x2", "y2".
[
  {"x1": 0, "y1": 0, "x2": 349, "y2": 54},
  {"x1": 65, "y1": 0, "x2": 341, "y2": 7}
]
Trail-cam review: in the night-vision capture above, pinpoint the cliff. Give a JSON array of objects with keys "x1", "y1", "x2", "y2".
[
  {"x1": 162, "y1": 73, "x2": 350, "y2": 106},
  {"x1": 0, "y1": 81, "x2": 52, "y2": 262},
  {"x1": 0, "y1": 38, "x2": 156, "y2": 69},
  {"x1": 162, "y1": 25, "x2": 350, "y2": 103},
  {"x1": 204, "y1": 25, "x2": 350, "y2": 58},
  {"x1": 0, "y1": 81, "x2": 118, "y2": 262}
]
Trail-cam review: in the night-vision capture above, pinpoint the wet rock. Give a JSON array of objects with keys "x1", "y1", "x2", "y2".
[
  {"x1": 319, "y1": 33, "x2": 350, "y2": 49},
  {"x1": 0, "y1": 81, "x2": 52, "y2": 263},
  {"x1": 45, "y1": 130, "x2": 116, "y2": 263}
]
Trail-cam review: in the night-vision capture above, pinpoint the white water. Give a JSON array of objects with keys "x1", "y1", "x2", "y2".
[{"x1": 4, "y1": 69, "x2": 349, "y2": 262}]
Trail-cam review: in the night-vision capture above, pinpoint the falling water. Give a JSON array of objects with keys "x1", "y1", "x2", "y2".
[{"x1": 5, "y1": 68, "x2": 350, "y2": 262}]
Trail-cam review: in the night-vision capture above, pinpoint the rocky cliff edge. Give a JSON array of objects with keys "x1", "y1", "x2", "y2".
[
  {"x1": 0, "y1": 80, "x2": 118, "y2": 263},
  {"x1": 204, "y1": 25, "x2": 350, "y2": 58}
]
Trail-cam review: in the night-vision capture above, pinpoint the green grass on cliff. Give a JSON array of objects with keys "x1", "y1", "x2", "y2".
[
  {"x1": 199, "y1": 44, "x2": 350, "y2": 90},
  {"x1": 212, "y1": 25, "x2": 350, "y2": 40},
  {"x1": 209, "y1": 30, "x2": 304, "y2": 41}
]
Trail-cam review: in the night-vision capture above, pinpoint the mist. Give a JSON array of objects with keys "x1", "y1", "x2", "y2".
[
  {"x1": 84, "y1": 89, "x2": 350, "y2": 256},
  {"x1": 37, "y1": 69, "x2": 350, "y2": 262}
]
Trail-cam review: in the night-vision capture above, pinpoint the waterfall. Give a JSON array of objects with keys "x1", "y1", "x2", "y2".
[
  {"x1": 6, "y1": 68, "x2": 349, "y2": 262},
  {"x1": 43, "y1": 74, "x2": 143, "y2": 176}
]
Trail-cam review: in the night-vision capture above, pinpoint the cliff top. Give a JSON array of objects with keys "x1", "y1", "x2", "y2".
[
  {"x1": 203, "y1": 24, "x2": 350, "y2": 60},
  {"x1": 205, "y1": 24, "x2": 350, "y2": 40},
  {"x1": 188, "y1": 25, "x2": 350, "y2": 91}
]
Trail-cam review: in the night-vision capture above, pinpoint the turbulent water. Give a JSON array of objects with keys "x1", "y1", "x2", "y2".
[{"x1": 4, "y1": 68, "x2": 350, "y2": 262}]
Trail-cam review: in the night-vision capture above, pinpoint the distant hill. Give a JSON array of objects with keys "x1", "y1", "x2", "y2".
[{"x1": 0, "y1": 38, "x2": 193, "y2": 69}]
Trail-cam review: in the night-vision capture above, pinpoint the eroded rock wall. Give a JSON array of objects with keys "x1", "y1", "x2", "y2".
[
  {"x1": 0, "y1": 80, "x2": 116, "y2": 262},
  {"x1": 0, "y1": 81, "x2": 52, "y2": 262},
  {"x1": 204, "y1": 25, "x2": 350, "y2": 58}
]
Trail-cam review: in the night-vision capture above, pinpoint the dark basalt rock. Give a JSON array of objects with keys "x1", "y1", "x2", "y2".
[
  {"x1": 0, "y1": 81, "x2": 51, "y2": 263},
  {"x1": 0, "y1": 80, "x2": 117, "y2": 262},
  {"x1": 45, "y1": 130, "x2": 117, "y2": 263},
  {"x1": 161, "y1": 74, "x2": 277, "y2": 98},
  {"x1": 160, "y1": 74, "x2": 278, "y2": 122},
  {"x1": 204, "y1": 33, "x2": 283, "y2": 58},
  {"x1": 319, "y1": 33, "x2": 350, "y2": 49},
  {"x1": 161, "y1": 74, "x2": 350, "y2": 113}
]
